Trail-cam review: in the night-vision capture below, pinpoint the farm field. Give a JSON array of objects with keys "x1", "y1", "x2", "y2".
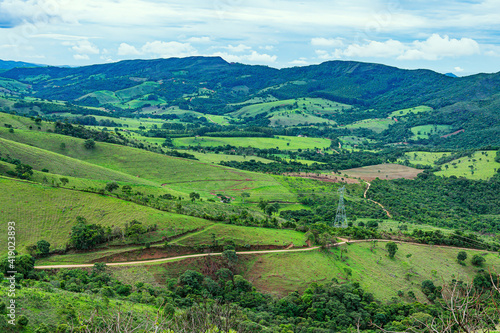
[
  {"x1": 186, "y1": 151, "x2": 274, "y2": 164},
  {"x1": 0, "y1": 178, "x2": 213, "y2": 253},
  {"x1": 0, "y1": 127, "x2": 295, "y2": 199},
  {"x1": 343, "y1": 118, "x2": 395, "y2": 133},
  {"x1": 172, "y1": 135, "x2": 331, "y2": 150},
  {"x1": 435, "y1": 150, "x2": 500, "y2": 180},
  {"x1": 269, "y1": 112, "x2": 336, "y2": 126},
  {"x1": 389, "y1": 105, "x2": 433, "y2": 118},
  {"x1": 400, "y1": 151, "x2": 449, "y2": 166},
  {"x1": 410, "y1": 124, "x2": 454, "y2": 139},
  {"x1": 229, "y1": 97, "x2": 351, "y2": 118},
  {"x1": 171, "y1": 224, "x2": 307, "y2": 247},
  {"x1": 240, "y1": 242, "x2": 500, "y2": 301},
  {"x1": 341, "y1": 163, "x2": 423, "y2": 181}
]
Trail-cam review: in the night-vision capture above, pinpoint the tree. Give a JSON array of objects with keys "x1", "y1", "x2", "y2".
[
  {"x1": 241, "y1": 192, "x2": 250, "y2": 204},
  {"x1": 457, "y1": 251, "x2": 467, "y2": 262},
  {"x1": 189, "y1": 192, "x2": 200, "y2": 202},
  {"x1": 385, "y1": 242, "x2": 398, "y2": 258},
  {"x1": 70, "y1": 216, "x2": 106, "y2": 250},
  {"x1": 105, "y1": 182, "x2": 119, "y2": 192},
  {"x1": 60, "y1": 177, "x2": 69, "y2": 186},
  {"x1": 36, "y1": 240, "x2": 50, "y2": 257},
  {"x1": 122, "y1": 185, "x2": 132, "y2": 195},
  {"x1": 471, "y1": 254, "x2": 485, "y2": 266},
  {"x1": 84, "y1": 138, "x2": 95, "y2": 149},
  {"x1": 14, "y1": 163, "x2": 33, "y2": 179}
]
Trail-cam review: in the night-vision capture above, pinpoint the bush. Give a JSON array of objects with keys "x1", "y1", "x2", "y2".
[{"x1": 471, "y1": 254, "x2": 486, "y2": 266}]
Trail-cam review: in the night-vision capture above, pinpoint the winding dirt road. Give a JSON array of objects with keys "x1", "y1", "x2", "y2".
[
  {"x1": 364, "y1": 181, "x2": 392, "y2": 218},
  {"x1": 34, "y1": 238, "x2": 492, "y2": 269}
]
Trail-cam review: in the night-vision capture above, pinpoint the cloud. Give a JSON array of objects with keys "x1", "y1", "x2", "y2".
[
  {"x1": 399, "y1": 34, "x2": 480, "y2": 60},
  {"x1": 31, "y1": 34, "x2": 92, "y2": 41},
  {"x1": 224, "y1": 44, "x2": 252, "y2": 53},
  {"x1": 212, "y1": 50, "x2": 277, "y2": 64},
  {"x1": 454, "y1": 66, "x2": 464, "y2": 72},
  {"x1": 247, "y1": 51, "x2": 277, "y2": 63},
  {"x1": 187, "y1": 36, "x2": 211, "y2": 43},
  {"x1": 141, "y1": 41, "x2": 197, "y2": 58},
  {"x1": 73, "y1": 54, "x2": 89, "y2": 60},
  {"x1": 326, "y1": 34, "x2": 481, "y2": 61},
  {"x1": 311, "y1": 37, "x2": 344, "y2": 47},
  {"x1": 117, "y1": 43, "x2": 141, "y2": 56},
  {"x1": 289, "y1": 58, "x2": 308, "y2": 66},
  {"x1": 71, "y1": 40, "x2": 100, "y2": 55}
]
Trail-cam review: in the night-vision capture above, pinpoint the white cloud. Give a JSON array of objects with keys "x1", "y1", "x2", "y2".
[
  {"x1": 141, "y1": 41, "x2": 197, "y2": 58},
  {"x1": 71, "y1": 40, "x2": 100, "y2": 55},
  {"x1": 212, "y1": 50, "x2": 277, "y2": 64},
  {"x1": 247, "y1": 51, "x2": 277, "y2": 63},
  {"x1": 31, "y1": 34, "x2": 91, "y2": 41},
  {"x1": 187, "y1": 36, "x2": 211, "y2": 43},
  {"x1": 260, "y1": 45, "x2": 275, "y2": 51},
  {"x1": 224, "y1": 44, "x2": 252, "y2": 53},
  {"x1": 399, "y1": 34, "x2": 480, "y2": 60},
  {"x1": 117, "y1": 43, "x2": 141, "y2": 56},
  {"x1": 311, "y1": 37, "x2": 344, "y2": 47},
  {"x1": 454, "y1": 66, "x2": 464, "y2": 72},
  {"x1": 326, "y1": 34, "x2": 481, "y2": 61},
  {"x1": 289, "y1": 58, "x2": 308, "y2": 66},
  {"x1": 73, "y1": 54, "x2": 89, "y2": 60}
]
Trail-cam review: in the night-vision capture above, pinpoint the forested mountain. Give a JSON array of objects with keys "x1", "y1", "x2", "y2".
[
  {"x1": 0, "y1": 59, "x2": 44, "y2": 70},
  {"x1": 1, "y1": 57, "x2": 499, "y2": 148}
]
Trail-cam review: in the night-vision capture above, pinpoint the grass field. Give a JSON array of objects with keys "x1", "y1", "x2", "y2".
[
  {"x1": 171, "y1": 224, "x2": 307, "y2": 247},
  {"x1": 0, "y1": 126, "x2": 297, "y2": 201},
  {"x1": 229, "y1": 98, "x2": 351, "y2": 118},
  {"x1": 77, "y1": 90, "x2": 120, "y2": 104},
  {"x1": 435, "y1": 150, "x2": 500, "y2": 180},
  {"x1": 0, "y1": 177, "x2": 213, "y2": 253},
  {"x1": 389, "y1": 105, "x2": 433, "y2": 118},
  {"x1": 186, "y1": 151, "x2": 274, "y2": 164},
  {"x1": 240, "y1": 242, "x2": 500, "y2": 301},
  {"x1": 400, "y1": 151, "x2": 449, "y2": 166},
  {"x1": 269, "y1": 112, "x2": 336, "y2": 127},
  {"x1": 172, "y1": 135, "x2": 331, "y2": 150},
  {"x1": 410, "y1": 125, "x2": 453, "y2": 140},
  {"x1": 343, "y1": 118, "x2": 395, "y2": 133},
  {"x1": 341, "y1": 163, "x2": 423, "y2": 181}
]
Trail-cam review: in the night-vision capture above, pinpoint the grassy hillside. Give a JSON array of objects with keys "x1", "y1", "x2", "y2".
[
  {"x1": 171, "y1": 224, "x2": 307, "y2": 247},
  {"x1": 0, "y1": 177, "x2": 212, "y2": 252},
  {"x1": 0, "y1": 127, "x2": 295, "y2": 200},
  {"x1": 172, "y1": 135, "x2": 331, "y2": 150},
  {"x1": 239, "y1": 242, "x2": 500, "y2": 301},
  {"x1": 435, "y1": 150, "x2": 500, "y2": 180}
]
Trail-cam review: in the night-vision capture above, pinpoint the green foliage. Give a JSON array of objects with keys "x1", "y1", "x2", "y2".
[
  {"x1": 457, "y1": 251, "x2": 467, "y2": 262},
  {"x1": 36, "y1": 240, "x2": 50, "y2": 257},
  {"x1": 83, "y1": 138, "x2": 95, "y2": 149},
  {"x1": 69, "y1": 216, "x2": 106, "y2": 250},
  {"x1": 105, "y1": 181, "x2": 119, "y2": 192},
  {"x1": 471, "y1": 254, "x2": 486, "y2": 266},
  {"x1": 385, "y1": 242, "x2": 398, "y2": 258}
]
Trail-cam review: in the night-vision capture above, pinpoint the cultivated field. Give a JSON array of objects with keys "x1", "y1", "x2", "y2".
[
  {"x1": 341, "y1": 163, "x2": 423, "y2": 181},
  {"x1": 435, "y1": 150, "x2": 500, "y2": 180},
  {"x1": 389, "y1": 105, "x2": 433, "y2": 118},
  {"x1": 172, "y1": 135, "x2": 331, "y2": 150}
]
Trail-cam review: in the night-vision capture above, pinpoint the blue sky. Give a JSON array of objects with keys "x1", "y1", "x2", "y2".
[{"x1": 0, "y1": 0, "x2": 499, "y2": 75}]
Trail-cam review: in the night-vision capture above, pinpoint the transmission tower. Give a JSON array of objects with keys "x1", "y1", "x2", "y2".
[{"x1": 334, "y1": 186, "x2": 347, "y2": 228}]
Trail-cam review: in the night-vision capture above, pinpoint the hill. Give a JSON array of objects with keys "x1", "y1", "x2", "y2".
[{"x1": 0, "y1": 59, "x2": 44, "y2": 70}]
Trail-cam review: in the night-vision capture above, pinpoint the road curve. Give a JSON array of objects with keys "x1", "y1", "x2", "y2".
[
  {"x1": 34, "y1": 246, "x2": 322, "y2": 269},
  {"x1": 35, "y1": 238, "x2": 493, "y2": 270}
]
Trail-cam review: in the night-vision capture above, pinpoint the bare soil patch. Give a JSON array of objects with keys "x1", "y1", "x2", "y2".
[
  {"x1": 284, "y1": 172, "x2": 360, "y2": 184},
  {"x1": 341, "y1": 163, "x2": 423, "y2": 181}
]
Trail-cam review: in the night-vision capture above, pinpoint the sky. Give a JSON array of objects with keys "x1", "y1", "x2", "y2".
[{"x1": 1, "y1": 0, "x2": 500, "y2": 75}]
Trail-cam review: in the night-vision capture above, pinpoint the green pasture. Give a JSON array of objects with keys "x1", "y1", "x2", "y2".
[
  {"x1": 171, "y1": 224, "x2": 307, "y2": 247},
  {"x1": 0, "y1": 127, "x2": 296, "y2": 199},
  {"x1": 0, "y1": 178, "x2": 213, "y2": 253},
  {"x1": 240, "y1": 242, "x2": 500, "y2": 301},
  {"x1": 389, "y1": 105, "x2": 433, "y2": 118},
  {"x1": 172, "y1": 135, "x2": 331, "y2": 150},
  {"x1": 435, "y1": 150, "x2": 500, "y2": 180},
  {"x1": 399, "y1": 151, "x2": 449, "y2": 166},
  {"x1": 410, "y1": 125, "x2": 453, "y2": 139},
  {"x1": 343, "y1": 118, "x2": 395, "y2": 133},
  {"x1": 230, "y1": 97, "x2": 351, "y2": 118},
  {"x1": 269, "y1": 112, "x2": 336, "y2": 127}
]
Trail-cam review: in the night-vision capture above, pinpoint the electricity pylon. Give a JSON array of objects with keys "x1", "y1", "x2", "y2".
[{"x1": 334, "y1": 186, "x2": 347, "y2": 228}]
